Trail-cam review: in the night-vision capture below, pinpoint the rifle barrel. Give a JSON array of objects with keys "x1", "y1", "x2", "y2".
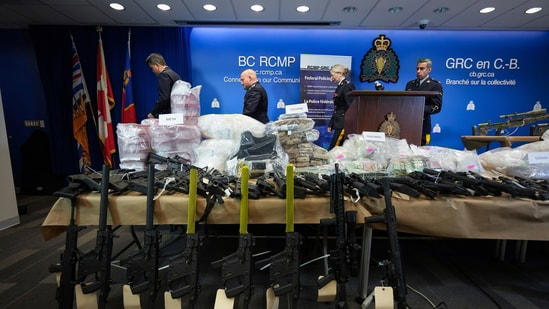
[
  {"x1": 146, "y1": 163, "x2": 155, "y2": 230},
  {"x1": 240, "y1": 166, "x2": 249, "y2": 235},
  {"x1": 286, "y1": 164, "x2": 295, "y2": 233},
  {"x1": 98, "y1": 165, "x2": 109, "y2": 228}
]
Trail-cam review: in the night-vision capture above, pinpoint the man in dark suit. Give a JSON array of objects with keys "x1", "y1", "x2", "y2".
[
  {"x1": 405, "y1": 58, "x2": 443, "y2": 145},
  {"x1": 240, "y1": 69, "x2": 269, "y2": 123},
  {"x1": 146, "y1": 53, "x2": 181, "y2": 118}
]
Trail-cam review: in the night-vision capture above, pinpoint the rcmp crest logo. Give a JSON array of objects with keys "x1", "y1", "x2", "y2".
[
  {"x1": 360, "y1": 34, "x2": 400, "y2": 83},
  {"x1": 379, "y1": 112, "x2": 400, "y2": 138}
]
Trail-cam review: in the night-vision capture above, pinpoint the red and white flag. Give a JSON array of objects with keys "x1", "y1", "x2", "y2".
[{"x1": 96, "y1": 31, "x2": 116, "y2": 167}]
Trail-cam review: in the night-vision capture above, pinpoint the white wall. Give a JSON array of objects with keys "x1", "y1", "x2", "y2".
[{"x1": 0, "y1": 89, "x2": 20, "y2": 230}]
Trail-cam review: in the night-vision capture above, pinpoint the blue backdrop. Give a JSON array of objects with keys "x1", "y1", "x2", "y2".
[
  {"x1": 190, "y1": 27, "x2": 549, "y2": 149},
  {"x1": 1, "y1": 26, "x2": 549, "y2": 188}
]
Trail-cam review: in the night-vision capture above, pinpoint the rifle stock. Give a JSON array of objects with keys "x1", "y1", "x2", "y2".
[
  {"x1": 167, "y1": 168, "x2": 203, "y2": 308},
  {"x1": 212, "y1": 166, "x2": 254, "y2": 309}
]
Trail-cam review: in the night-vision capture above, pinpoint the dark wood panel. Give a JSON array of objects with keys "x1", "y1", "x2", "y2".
[
  {"x1": 344, "y1": 94, "x2": 425, "y2": 145},
  {"x1": 350, "y1": 90, "x2": 441, "y2": 97}
]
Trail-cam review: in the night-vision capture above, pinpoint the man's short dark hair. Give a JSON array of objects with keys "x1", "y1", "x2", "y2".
[{"x1": 146, "y1": 53, "x2": 166, "y2": 66}]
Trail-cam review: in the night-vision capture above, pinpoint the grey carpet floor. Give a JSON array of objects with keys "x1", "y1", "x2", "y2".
[{"x1": 1, "y1": 195, "x2": 548, "y2": 309}]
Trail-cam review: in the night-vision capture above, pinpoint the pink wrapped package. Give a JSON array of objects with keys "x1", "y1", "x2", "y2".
[
  {"x1": 141, "y1": 119, "x2": 201, "y2": 163},
  {"x1": 116, "y1": 123, "x2": 150, "y2": 171},
  {"x1": 170, "y1": 80, "x2": 201, "y2": 125}
]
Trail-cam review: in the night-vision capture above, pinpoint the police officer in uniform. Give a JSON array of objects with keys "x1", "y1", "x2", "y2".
[
  {"x1": 405, "y1": 58, "x2": 443, "y2": 145},
  {"x1": 328, "y1": 64, "x2": 355, "y2": 150}
]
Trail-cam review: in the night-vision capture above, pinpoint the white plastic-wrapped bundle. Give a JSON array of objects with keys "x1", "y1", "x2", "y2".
[
  {"x1": 116, "y1": 123, "x2": 150, "y2": 171},
  {"x1": 141, "y1": 119, "x2": 201, "y2": 163},
  {"x1": 195, "y1": 139, "x2": 241, "y2": 172},
  {"x1": 266, "y1": 117, "x2": 315, "y2": 134},
  {"x1": 479, "y1": 147, "x2": 526, "y2": 172},
  {"x1": 170, "y1": 80, "x2": 201, "y2": 125},
  {"x1": 328, "y1": 146, "x2": 356, "y2": 162},
  {"x1": 198, "y1": 114, "x2": 265, "y2": 139}
]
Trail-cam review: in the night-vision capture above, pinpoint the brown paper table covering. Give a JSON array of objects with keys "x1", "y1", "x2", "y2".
[
  {"x1": 41, "y1": 193, "x2": 369, "y2": 241},
  {"x1": 41, "y1": 193, "x2": 549, "y2": 241},
  {"x1": 361, "y1": 196, "x2": 549, "y2": 240}
]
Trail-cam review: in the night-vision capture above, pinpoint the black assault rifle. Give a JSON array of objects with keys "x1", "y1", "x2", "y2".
[
  {"x1": 318, "y1": 164, "x2": 361, "y2": 309},
  {"x1": 257, "y1": 164, "x2": 302, "y2": 308},
  {"x1": 123, "y1": 162, "x2": 162, "y2": 309},
  {"x1": 49, "y1": 183, "x2": 86, "y2": 309},
  {"x1": 166, "y1": 168, "x2": 203, "y2": 308},
  {"x1": 212, "y1": 165, "x2": 254, "y2": 309},
  {"x1": 76, "y1": 165, "x2": 114, "y2": 308},
  {"x1": 365, "y1": 178, "x2": 408, "y2": 309}
]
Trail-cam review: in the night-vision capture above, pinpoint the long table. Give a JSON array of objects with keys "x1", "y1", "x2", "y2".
[
  {"x1": 40, "y1": 193, "x2": 549, "y2": 306},
  {"x1": 41, "y1": 193, "x2": 549, "y2": 241}
]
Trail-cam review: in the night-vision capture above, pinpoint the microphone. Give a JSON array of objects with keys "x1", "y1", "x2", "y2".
[{"x1": 374, "y1": 81, "x2": 384, "y2": 91}]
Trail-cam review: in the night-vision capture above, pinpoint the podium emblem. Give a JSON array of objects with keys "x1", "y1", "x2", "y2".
[
  {"x1": 360, "y1": 34, "x2": 400, "y2": 83},
  {"x1": 378, "y1": 112, "x2": 400, "y2": 138}
]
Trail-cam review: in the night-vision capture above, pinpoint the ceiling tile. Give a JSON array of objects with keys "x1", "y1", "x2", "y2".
[
  {"x1": 401, "y1": 0, "x2": 477, "y2": 28},
  {"x1": 39, "y1": 0, "x2": 89, "y2": 4},
  {"x1": 521, "y1": 12, "x2": 549, "y2": 29},
  {"x1": 50, "y1": 4, "x2": 113, "y2": 24},
  {"x1": 0, "y1": 5, "x2": 32, "y2": 27},
  {"x1": 5, "y1": 4, "x2": 75, "y2": 25},
  {"x1": 482, "y1": 0, "x2": 548, "y2": 28},
  {"x1": 322, "y1": 0, "x2": 376, "y2": 26},
  {"x1": 361, "y1": 0, "x2": 429, "y2": 28},
  {"x1": 441, "y1": 0, "x2": 530, "y2": 28}
]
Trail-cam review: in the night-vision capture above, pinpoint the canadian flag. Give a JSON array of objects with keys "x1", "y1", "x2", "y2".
[{"x1": 96, "y1": 31, "x2": 116, "y2": 167}]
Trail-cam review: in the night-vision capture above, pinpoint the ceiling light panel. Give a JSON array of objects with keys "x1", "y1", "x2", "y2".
[
  {"x1": 203, "y1": 4, "x2": 216, "y2": 11},
  {"x1": 182, "y1": 0, "x2": 236, "y2": 20},
  {"x1": 157, "y1": 4, "x2": 171, "y2": 11},
  {"x1": 232, "y1": 0, "x2": 278, "y2": 20},
  {"x1": 296, "y1": 5, "x2": 309, "y2": 13},
  {"x1": 109, "y1": 3, "x2": 124, "y2": 10},
  {"x1": 97, "y1": 0, "x2": 155, "y2": 24},
  {"x1": 133, "y1": 0, "x2": 192, "y2": 24},
  {"x1": 479, "y1": 7, "x2": 495, "y2": 13},
  {"x1": 280, "y1": 0, "x2": 329, "y2": 21},
  {"x1": 525, "y1": 7, "x2": 542, "y2": 14},
  {"x1": 250, "y1": 4, "x2": 264, "y2": 12}
]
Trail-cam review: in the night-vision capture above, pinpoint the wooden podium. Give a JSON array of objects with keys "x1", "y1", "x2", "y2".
[{"x1": 344, "y1": 90, "x2": 440, "y2": 146}]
